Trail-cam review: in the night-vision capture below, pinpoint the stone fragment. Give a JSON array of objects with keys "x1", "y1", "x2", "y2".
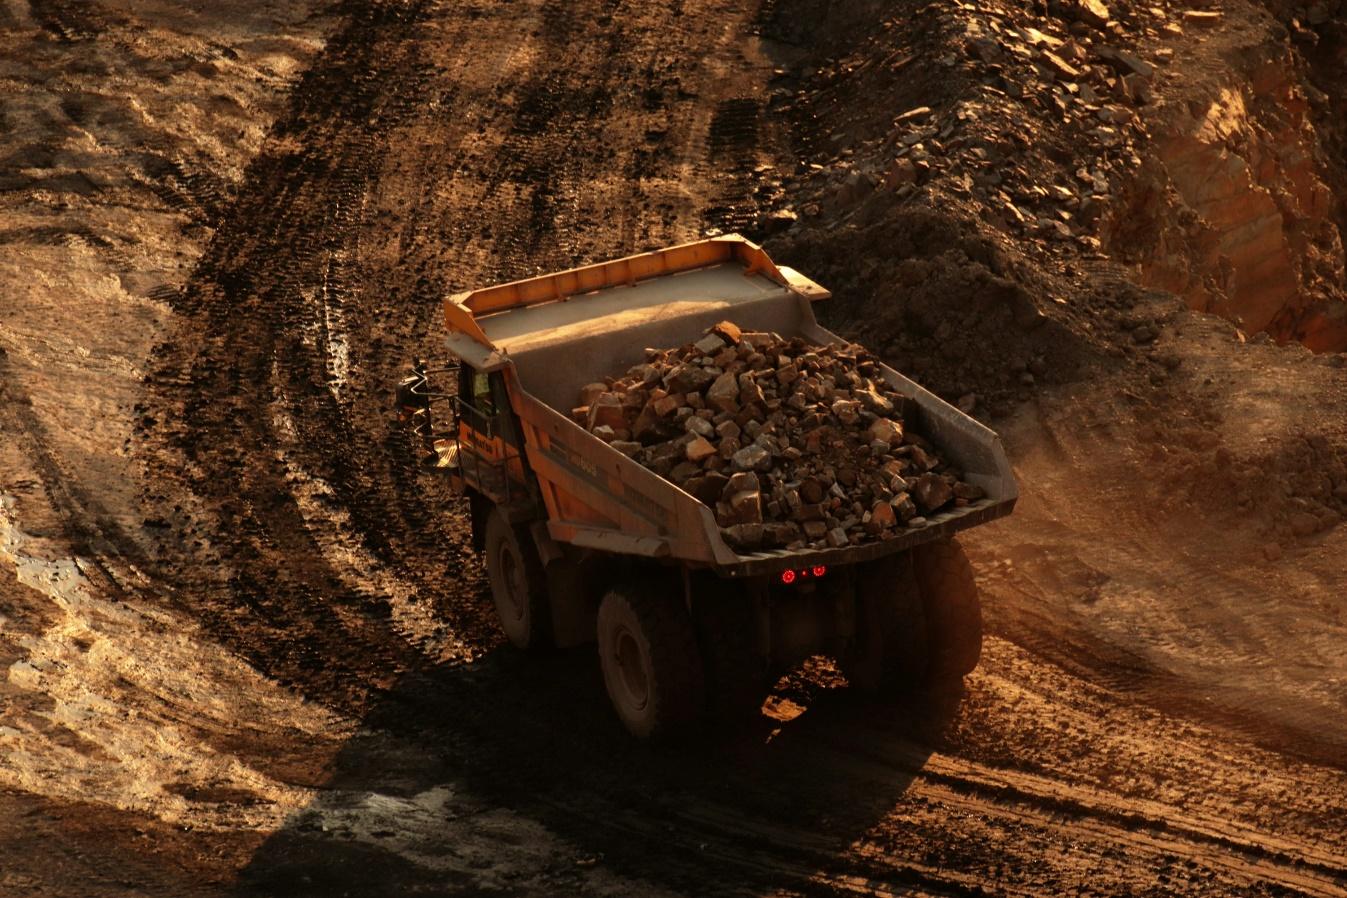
[
  {"x1": 826, "y1": 527, "x2": 849, "y2": 548},
  {"x1": 685, "y1": 437, "x2": 717, "y2": 463},
  {"x1": 711, "y1": 320, "x2": 742, "y2": 345},
  {"x1": 1182, "y1": 10, "x2": 1222, "y2": 26},
  {"x1": 1122, "y1": 73, "x2": 1154, "y2": 105},
  {"x1": 693, "y1": 333, "x2": 727, "y2": 355},
  {"x1": 721, "y1": 523, "x2": 764, "y2": 549},
  {"x1": 723, "y1": 489, "x2": 763, "y2": 525},
  {"x1": 652, "y1": 393, "x2": 683, "y2": 417},
  {"x1": 866, "y1": 500, "x2": 896, "y2": 533},
  {"x1": 685, "y1": 472, "x2": 729, "y2": 504},
  {"x1": 912, "y1": 473, "x2": 954, "y2": 514},
  {"x1": 952, "y1": 481, "x2": 986, "y2": 501},
  {"x1": 706, "y1": 371, "x2": 741, "y2": 413},
  {"x1": 763, "y1": 209, "x2": 797, "y2": 234},
  {"x1": 638, "y1": 363, "x2": 667, "y2": 385},
  {"x1": 906, "y1": 444, "x2": 939, "y2": 472},
  {"x1": 685, "y1": 415, "x2": 715, "y2": 438},
  {"x1": 1099, "y1": 45, "x2": 1154, "y2": 79},
  {"x1": 867, "y1": 417, "x2": 904, "y2": 447},
  {"x1": 731, "y1": 444, "x2": 772, "y2": 472},
  {"x1": 587, "y1": 394, "x2": 627, "y2": 431},
  {"x1": 739, "y1": 374, "x2": 765, "y2": 406},
  {"x1": 799, "y1": 477, "x2": 826, "y2": 504},
  {"x1": 803, "y1": 520, "x2": 828, "y2": 540},
  {"x1": 883, "y1": 157, "x2": 918, "y2": 188},
  {"x1": 856, "y1": 383, "x2": 894, "y2": 414},
  {"x1": 579, "y1": 382, "x2": 609, "y2": 406},
  {"x1": 1041, "y1": 50, "x2": 1082, "y2": 80},
  {"x1": 610, "y1": 440, "x2": 642, "y2": 457},
  {"x1": 722, "y1": 471, "x2": 760, "y2": 498},
  {"x1": 669, "y1": 461, "x2": 702, "y2": 482},
  {"x1": 1023, "y1": 26, "x2": 1065, "y2": 49},
  {"x1": 620, "y1": 388, "x2": 648, "y2": 412},
  {"x1": 1072, "y1": 0, "x2": 1110, "y2": 27},
  {"x1": 831, "y1": 399, "x2": 861, "y2": 425},
  {"x1": 665, "y1": 364, "x2": 715, "y2": 395},
  {"x1": 892, "y1": 493, "x2": 918, "y2": 522}
]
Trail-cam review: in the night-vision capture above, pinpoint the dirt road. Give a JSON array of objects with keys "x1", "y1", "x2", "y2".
[{"x1": 2, "y1": 0, "x2": 1346, "y2": 896}]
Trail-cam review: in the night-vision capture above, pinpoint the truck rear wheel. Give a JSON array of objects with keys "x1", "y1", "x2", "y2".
[
  {"x1": 912, "y1": 537, "x2": 982, "y2": 681},
  {"x1": 842, "y1": 553, "x2": 928, "y2": 692},
  {"x1": 597, "y1": 584, "x2": 705, "y2": 740},
  {"x1": 485, "y1": 508, "x2": 550, "y2": 650}
]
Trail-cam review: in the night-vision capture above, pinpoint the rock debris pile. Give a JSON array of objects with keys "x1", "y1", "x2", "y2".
[{"x1": 574, "y1": 322, "x2": 986, "y2": 552}]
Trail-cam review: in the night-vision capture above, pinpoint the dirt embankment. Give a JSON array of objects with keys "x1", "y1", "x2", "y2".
[
  {"x1": 1109, "y1": 1, "x2": 1347, "y2": 350},
  {"x1": 761, "y1": 0, "x2": 1347, "y2": 358},
  {"x1": 1, "y1": 1, "x2": 336, "y2": 893}
]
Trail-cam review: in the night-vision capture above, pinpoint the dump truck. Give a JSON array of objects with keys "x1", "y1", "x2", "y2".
[{"x1": 398, "y1": 235, "x2": 1017, "y2": 739}]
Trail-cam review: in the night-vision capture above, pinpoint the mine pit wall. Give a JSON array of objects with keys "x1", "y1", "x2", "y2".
[{"x1": 1108, "y1": 7, "x2": 1347, "y2": 351}]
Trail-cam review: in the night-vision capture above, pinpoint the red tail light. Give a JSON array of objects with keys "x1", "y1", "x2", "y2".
[{"x1": 780, "y1": 566, "x2": 828, "y2": 586}]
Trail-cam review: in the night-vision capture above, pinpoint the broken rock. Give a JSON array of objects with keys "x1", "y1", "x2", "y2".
[
  {"x1": 685, "y1": 437, "x2": 717, "y2": 463},
  {"x1": 912, "y1": 473, "x2": 954, "y2": 514}
]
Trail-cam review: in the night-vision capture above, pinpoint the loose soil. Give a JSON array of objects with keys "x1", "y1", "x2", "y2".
[{"x1": 1, "y1": 1, "x2": 1345, "y2": 897}]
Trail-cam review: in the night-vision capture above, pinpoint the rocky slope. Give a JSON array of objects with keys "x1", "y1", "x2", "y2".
[{"x1": 756, "y1": 0, "x2": 1347, "y2": 369}]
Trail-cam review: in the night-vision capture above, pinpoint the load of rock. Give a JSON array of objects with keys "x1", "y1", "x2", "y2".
[{"x1": 572, "y1": 321, "x2": 986, "y2": 552}]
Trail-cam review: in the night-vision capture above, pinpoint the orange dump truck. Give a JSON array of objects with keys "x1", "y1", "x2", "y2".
[{"x1": 400, "y1": 235, "x2": 1017, "y2": 738}]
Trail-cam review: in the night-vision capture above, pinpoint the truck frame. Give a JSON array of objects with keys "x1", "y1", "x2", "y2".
[{"x1": 400, "y1": 235, "x2": 1017, "y2": 738}]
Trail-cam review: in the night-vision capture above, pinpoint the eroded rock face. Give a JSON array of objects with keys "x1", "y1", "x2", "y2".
[{"x1": 1116, "y1": 49, "x2": 1346, "y2": 345}]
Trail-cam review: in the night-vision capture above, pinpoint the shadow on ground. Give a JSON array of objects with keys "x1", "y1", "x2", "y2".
[{"x1": 234, "y1": 635, "x2": 965, "y2": 897}]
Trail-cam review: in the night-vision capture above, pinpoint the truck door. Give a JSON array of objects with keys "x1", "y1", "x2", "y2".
[{"x1": 455, "y1": 366, "x2": 529, "y2": 504}]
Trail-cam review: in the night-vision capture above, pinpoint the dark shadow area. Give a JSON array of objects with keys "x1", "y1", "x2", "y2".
[{"x1": 235, "y1": 642, "x2": 966, "y2": 897}]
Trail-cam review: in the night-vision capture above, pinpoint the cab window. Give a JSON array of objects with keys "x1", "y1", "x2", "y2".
[{"x1": 472, "y1": 371, "x2": 496, "y2": 415}]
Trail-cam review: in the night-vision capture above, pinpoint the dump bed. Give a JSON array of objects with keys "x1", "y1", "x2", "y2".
[{"x1": 444, "y1": 236, "x2": 1016, "y2": 577}]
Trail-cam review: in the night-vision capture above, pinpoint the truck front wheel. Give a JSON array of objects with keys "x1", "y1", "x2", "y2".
[
  {"x1": 597, "y1": 584, "x2": 705, "y2": 740},
  {"x1": 485, "y1": 508, "x2": 550, "y2": 649},
  {"x1": 912, "y1": 537, "x2": 983, "y2": 681}
]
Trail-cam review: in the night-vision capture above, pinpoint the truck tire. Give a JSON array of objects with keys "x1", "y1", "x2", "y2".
[
  {"x1": 842, "y1": 553, "x2": 928, "y2": 692},
  {"x1": 597, "y1": 583, "x2": 705, "y2": 740},
  {"x1": 912, "y1": 537, "x2": 982, "y2": 681},
  {"x1": 485, "y1": 508, "x2": 550, "y2": 650},
  {"x1": 693, "y1": 581, "x2": 769, "y2": 722}
]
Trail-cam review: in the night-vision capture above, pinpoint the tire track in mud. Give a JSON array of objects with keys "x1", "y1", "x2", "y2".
[
  {"x1": 703, "y1": 96, "x2": 766, "y2": 234},
  {"x1": 138, "y1": 0, "x2": 782, "y2": 707},
  {"x1": 141, "y1": 0, "x2": 455, "y2": 711},
  {"x1": 28, "y1": 0, "x2": 124, "y2": 42}
]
